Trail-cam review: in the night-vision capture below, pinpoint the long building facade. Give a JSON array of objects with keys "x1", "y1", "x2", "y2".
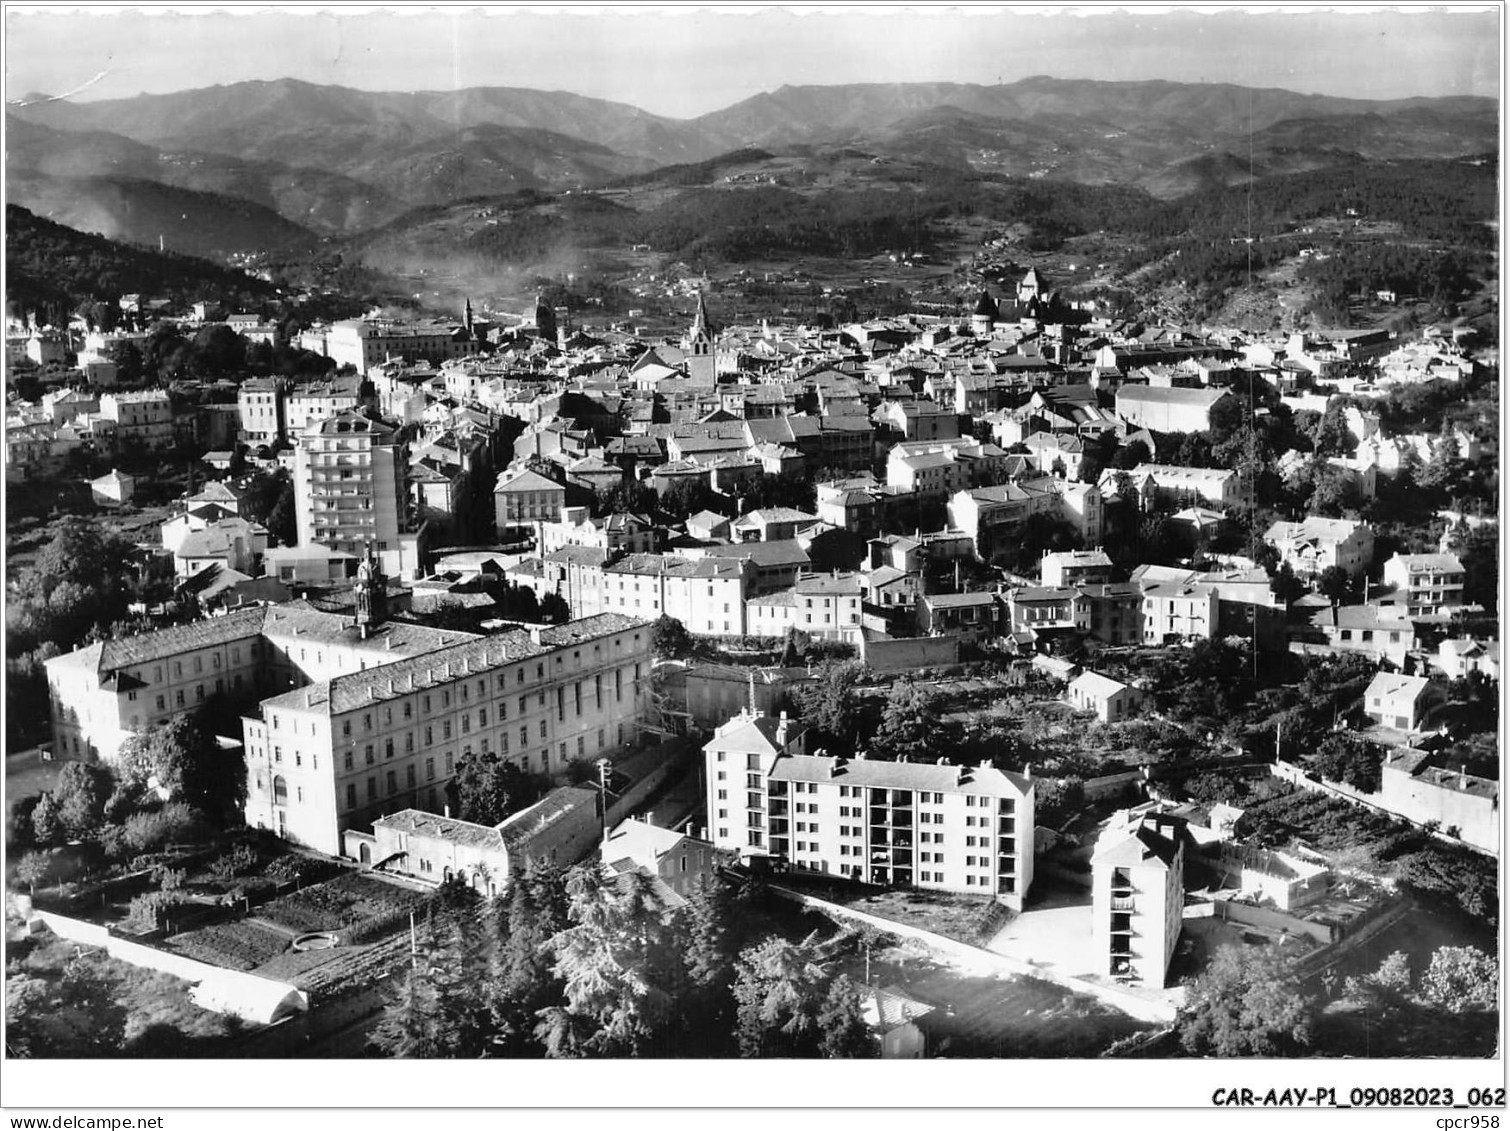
[
  {"x1": 44, "y1": 594, "x2": 652, "y2": 856},
  {"x1": 703, "y1": 710, "x2": 1035, "y2": 909},
  {"x1": 242, "y1": 613, "x2": 653, "y2": 853}
]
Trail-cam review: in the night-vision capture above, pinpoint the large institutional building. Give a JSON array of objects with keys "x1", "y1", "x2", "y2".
[
  {"x1": 703, "y1": 709, "x2": 1036, "y2": 909},
  {"x1": 45, "y1": 571, "x2": 654, "y2": 856}
]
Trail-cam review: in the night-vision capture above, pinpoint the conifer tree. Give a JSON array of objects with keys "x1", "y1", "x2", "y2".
[
  {"x1": 535, "y1": 865, "x2": 681, "y2": 1058},
  {"x1": 817, "y1": 974, "x2": 875, "y2": 1058}
]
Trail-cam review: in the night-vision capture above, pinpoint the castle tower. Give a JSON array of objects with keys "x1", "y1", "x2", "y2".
[
  {"x1": 534, "y1": 294, "x2": 558, "y2": 344},
  {"x1": 684, "y1": 291, "x2": 716, "y2": 386},
  {"x1": 971, "y1": 289, "x2": 999, "y2": 337}
]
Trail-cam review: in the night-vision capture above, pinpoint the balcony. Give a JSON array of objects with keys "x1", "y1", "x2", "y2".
[
  {"x1": 1110, "y1": 895, "x2": 1135, "y2": 912},
  {"x1": 767, "y1": 799, "x2": 789, "y2": 817}
]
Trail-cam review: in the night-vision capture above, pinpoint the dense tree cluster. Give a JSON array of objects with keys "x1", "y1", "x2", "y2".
[
  {"x1": 5, "y1": 204, "x2": 278, "y2": 326},
  {"x1": 368, "y1": 865, "x2": 874, "y2": 1059}
]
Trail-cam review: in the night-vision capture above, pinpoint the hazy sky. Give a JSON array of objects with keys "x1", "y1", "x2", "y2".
[{"x1": 4, "y1": 5, "x2": 1501, "y2": 118}]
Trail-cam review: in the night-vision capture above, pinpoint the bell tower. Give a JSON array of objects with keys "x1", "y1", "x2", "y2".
[
  {"x1": 354, "y1": 543, "x2": 388, "y2": 636},
  {"x1": 683, "y1": 291, "x2": 716, "y2": 386}
]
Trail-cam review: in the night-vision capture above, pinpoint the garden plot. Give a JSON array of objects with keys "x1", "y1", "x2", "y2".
[
  {"x1": 166, "y1": 920, "x2": 292, "y2": 972},
  {"x1": 257, "y1": 872, "x2": 429, "y2": 936}
]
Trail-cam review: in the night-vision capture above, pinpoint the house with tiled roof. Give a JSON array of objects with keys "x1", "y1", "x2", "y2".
[
  {"x1": 1363, "y1": 671, "x2": 1446, "y2": 734},
  {"x1": 601, "y1": 817, "x2": 735, "y2": 908}
]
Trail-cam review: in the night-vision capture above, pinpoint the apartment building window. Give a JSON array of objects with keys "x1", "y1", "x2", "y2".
[
  {"x1": 539, "y1": 721, "x2": 548, "y2": 739},
  {"x1": 155, "y1": 695, "x2": 166, "y2": 711},
  {"x1": 385, "y1": 738, "x2": 394, "y2": 759},
  {"x1": 386, "y1": 771, "x2": 397, "y2": 796},
  {"x1": 367, "y1": 778, "x2": 377, "y2": 801},
  {"x1": 406, "y1": 765, "x2": 416, "y2": 789},
  {"x1": 445, "y1": 753, "x2": 454, "y2": 773},
  {"x1": 423, "y1": 695, "x2": 431, "y2": 713},
  {"x1": 365, "y1": 744, "x2": 375, "y2": 765},
  {"x1": 345, "y1": 783, "x2": 357, "y2": 811},
  {"x1": 403, "y1": 703, "x2": 413, "y2": 719},
  {"x1": 425, "y1": 757, "x2": 435, "y2": 781},
  {"x1": 520, "y1": 726, "x2": 528, "y2": 748}
]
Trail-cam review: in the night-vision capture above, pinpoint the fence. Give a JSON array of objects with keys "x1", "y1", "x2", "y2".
[
  {"x1": 1207, "y1": 896, "x2": 1337, "y2": 944},
  {"x1": 770, "y1": 884, "x2": 1179, "y2": 1024}
]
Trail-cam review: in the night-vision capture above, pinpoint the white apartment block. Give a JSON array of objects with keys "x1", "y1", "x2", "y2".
[
  {"x1": 704, "y1": 710, "x2": 1035, "y2": 910},
  {"x1": 745, "y1": 572, "x2": 864, "y2": 643},
  {"x1": 237, "y1": 378, "x2": 285, "y2": 446},
  {"x1": 1091, "y1": 810, "x2": 1185, "y2": 987},
  {"x1": 242, "y1": 614, "x2": 652, "y2": 854},
  {"x1": 1140, "y1": 581, "x2": 1218, "y2": 644},
  {"x1": 293, "y1": 411, "x2": 416, "y2": 576},
  {"x1": 98, "y1": 390, "x2": 174, "y2": 450},
  {"x1": 1381, "y1": 552, "x2": 1466, "y2": 616}
]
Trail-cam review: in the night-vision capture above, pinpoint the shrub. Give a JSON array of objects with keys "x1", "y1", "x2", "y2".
[
  {"x1": 121, "y1": 803, "x2": 202, "y2": 855},
  {"x1": 120, "y1": 890, "x2": 189, "y2": 935},
  {"x1": 153, "y1": 866, "x2": 187, "y2": 893},
  {"x1": 1420, "y1": 946, "x2": 1498, "y2": 1013}
]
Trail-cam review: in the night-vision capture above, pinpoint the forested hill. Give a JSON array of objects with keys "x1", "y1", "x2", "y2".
[
  {"x1": 1121, "y1": 157, "x2": 1499, "y2": 244},
  {"x1": 5, "y1": 205, "x2": 278, "y2": 324}
]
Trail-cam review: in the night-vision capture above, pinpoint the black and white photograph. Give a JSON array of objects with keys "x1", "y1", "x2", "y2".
[{"x1": 1, "y1": 1, "x2": 1501, "y2": 1124}]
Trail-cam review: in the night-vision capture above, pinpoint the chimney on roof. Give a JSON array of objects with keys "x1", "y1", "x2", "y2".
[{"x1": 775, "y1": 710, "x2": 789, "y2": 749}]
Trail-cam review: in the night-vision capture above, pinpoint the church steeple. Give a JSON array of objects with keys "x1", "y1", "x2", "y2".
[
  {"x1": 463, "y1": 296, "x2": 474, "y2": 337},
  {"x1": 684, "y1": 290, "x2": 716, "y2": 386},
  {"x1": 354, "y1": 543, "x2": 388, "y2": 636}
]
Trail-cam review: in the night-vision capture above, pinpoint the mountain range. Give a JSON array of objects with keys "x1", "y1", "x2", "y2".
[{"x1": 6, "y1": 75, "x2": 1497, "y2": 259}]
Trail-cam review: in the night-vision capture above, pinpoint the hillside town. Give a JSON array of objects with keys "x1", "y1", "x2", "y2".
[{"x1": 5, "y1": 267, "x2": 1499, "y2": 1061}]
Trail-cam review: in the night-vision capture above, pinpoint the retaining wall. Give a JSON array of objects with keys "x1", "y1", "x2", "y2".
[
  {"x1": 30, "y1": 909, "x2": 308, "y2": 1021},
  {"x1": 1270, "y1": 761, "x2": 1491, "y2": 857},
  {"x1": 771, "y1": 884, "x2": 1178, "y2": 1024}
]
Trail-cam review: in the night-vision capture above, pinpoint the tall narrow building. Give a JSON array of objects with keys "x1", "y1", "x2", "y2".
[
  {"x1": 293, "y1": 410, "x2": 420, "y2": 578},
  {"x1": 683, "y1": 291, "x2": 717, "y2": 386}
]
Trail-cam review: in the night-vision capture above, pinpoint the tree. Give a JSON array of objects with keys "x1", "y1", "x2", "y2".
[
  {"x1": 873, "y1": 678, "x2": 941, "y2": 762},
  {"x1": 539, "y1": 592, "x2": 571, "y2": 624},
  {"x1": 733, "y1": 935, "x2": 840, "y2": 1057},
  {"x1": 1178, "y1": 944, "x2": 1314, "y2": 1056},
  {"x1": 117, "y1": 713, "x2": 245, "y2": 820},
  {"x1": 651, "y1": 615, "x2": 693, "y2": 660},
  {"x1": 54, "y1": 761, "x2": 110, "y2": 837},
  {"x1": 1309, "y1": 732, "x2": 1381, "y2": 793},
  {"x1": 13, "y1": 851, "x2": 51, "y2": 895},
  {"x1": 659, "y1": 477, "x2": 719, "y2": 522},
  {"x1": 454, "y1": 749, "x2": 540, "y2": 826},
  {"x1": 1371, "y1": 950, "x2": 1414, "y2": 994},
  {"x1": 1269, "y1": 562, "x2": 1305, "y2": 606},
  {"x1": 817, "y1": 974, "x2": 875, "y2": 1058},
  {"x1": 484, "y1": 863, "x2": 568, "y2": 1056},
  {"x1": 30, "y1": 792, "x2": 63, "y2": 846},
  {"x1": 370, "y1": 959, "x2": 448, "y2": 1058},
  {"x1": 791, "y1": 660, "x2": 865, "y2": 757},
  {"x1": 1314, "y1": 565, "x2": 1353, "y2": 606},
  {"x1": 1419, "y1": 946, "x2": 1498, "y2": 1013},
  {"x1": 58, "y1": 955, "x2": 129, "y2": 1055},
  {"x1": 191, "y1": 323, "x2": 248, "y2": 377},
  {"x1": 535, "y1": 866, "x2": 682, "y2": 1058}
]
